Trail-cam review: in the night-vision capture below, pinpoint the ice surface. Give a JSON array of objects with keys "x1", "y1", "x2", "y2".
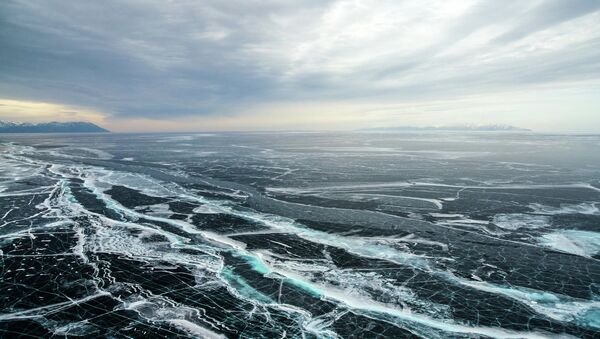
[
  {"x1": 1, "y1": 132, "x2": 599, "y2": 338},
  {"x1": 493, "y1": 214, "x2": 551, "y2": 230},
  {"x1": 539, "y1": 230, "x2": 600, "y2": 257}
]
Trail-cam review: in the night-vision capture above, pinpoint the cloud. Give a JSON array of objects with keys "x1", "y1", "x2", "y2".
[
  {"x1": 0, "y1": 99, "x2": 107, "y2": 124},
  {"x1": 0, "y1": 0, "x2": 599, "y2": 130},
  {"x1": 492, "y1": 0, "x2": 600, "y2": 43}
]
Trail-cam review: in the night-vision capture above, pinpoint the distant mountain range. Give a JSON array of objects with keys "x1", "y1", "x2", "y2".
[
  {"x1": 359, "y1": 124, "x2": 531, "y2": 132},
  {"x1": 0, "y1": 121, "x2": 109, "y2": 133}
]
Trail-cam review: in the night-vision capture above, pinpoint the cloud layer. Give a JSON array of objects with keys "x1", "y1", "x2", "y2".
[{"x1": 1, "y1": 0, "x2": 599, "y2": 131}]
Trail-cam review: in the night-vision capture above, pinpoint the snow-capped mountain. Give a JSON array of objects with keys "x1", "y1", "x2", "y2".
[
  {"x1": 359, "y1": 124, "x2": 531, "y2": 132},
  {"x1": 0, "y1": 121, "x2": 109, "y2": 133}
]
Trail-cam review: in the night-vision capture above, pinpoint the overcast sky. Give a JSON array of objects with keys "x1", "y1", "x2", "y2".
[{"x1": 1, "y1": 0, "x2": 599, "y2": 132}]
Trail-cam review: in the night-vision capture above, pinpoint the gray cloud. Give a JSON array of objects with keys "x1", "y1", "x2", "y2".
[
  {"x1": 1, "y1": 0, "x2": 599, "y2": 121},
  {"x1": 493, "y1": 0, "x2": 600, "y2": 43}
]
